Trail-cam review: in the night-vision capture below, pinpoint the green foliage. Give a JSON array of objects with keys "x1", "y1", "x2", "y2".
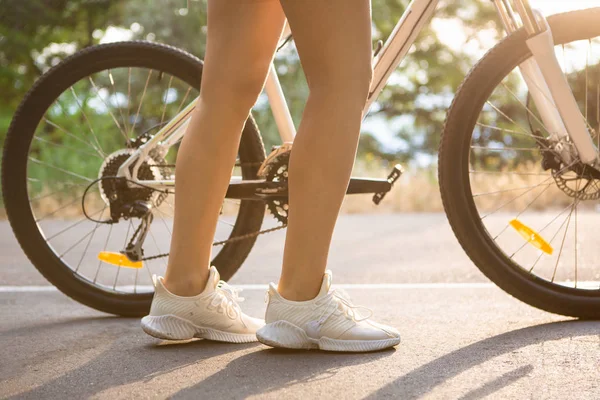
[
  {"x1": 1, "y1": 0, "x2": 593, "y2": 189},
  {"x1": 0, "y1": 0, "x2": 500, "y2": 155},
  {"x1": 0, "y1": 0, "x2": 124, "y2": 139}
]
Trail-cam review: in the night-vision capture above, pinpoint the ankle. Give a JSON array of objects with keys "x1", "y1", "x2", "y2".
[
  {"x1": 276, "y1": 284, "x2": 319, "y2": 302},
  {"x1": 162, "y1": 276, "x2": 207, "y2": 297}
]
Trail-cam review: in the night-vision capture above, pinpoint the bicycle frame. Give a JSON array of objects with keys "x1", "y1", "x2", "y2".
[{"x1": 117, "y1": 0, "x2": 599, "y2": 190}]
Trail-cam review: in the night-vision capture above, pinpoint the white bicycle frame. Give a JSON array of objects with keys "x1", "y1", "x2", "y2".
[{"x1": 118, "y1": 0, "x2": 599, "y2": 190}]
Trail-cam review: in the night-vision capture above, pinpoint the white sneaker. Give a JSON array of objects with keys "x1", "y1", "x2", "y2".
[
  {"x1": 141, "y1": 266, "x2": 264, "y2": 343},
  {"x1": 256, "y1": 270, "x2": 401, "y2": 352}
]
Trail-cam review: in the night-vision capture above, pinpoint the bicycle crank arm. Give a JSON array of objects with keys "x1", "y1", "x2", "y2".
[{"x1": 225, "y1": 164, "x2": 403, "y2": 202}]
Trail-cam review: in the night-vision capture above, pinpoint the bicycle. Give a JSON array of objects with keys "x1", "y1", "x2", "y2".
[{"x1": 3, "y1": 0, "x2": 600, "y2": 318}]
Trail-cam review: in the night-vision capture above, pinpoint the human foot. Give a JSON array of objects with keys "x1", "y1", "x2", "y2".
[
  {"x1": 257, "y1": 270, "x2": 400, "y2": 352},
  {"x1": 141, "y1": 266, "x2": 263, "y2": 342}
]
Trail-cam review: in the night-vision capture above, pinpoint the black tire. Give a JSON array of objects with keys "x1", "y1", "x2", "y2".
[
  {"x1": 440, "y1": 9, "x2": 600, "y2": 319},
  {"x1": 2, "y1": 41, "x2": 266, "y2": 317}
]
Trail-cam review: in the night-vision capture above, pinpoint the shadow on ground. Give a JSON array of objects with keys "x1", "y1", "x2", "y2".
[
  {"x1": 3, "y1": 317, "x2": 599, "y2": 399},
  {"x1": 364, "y1": 320, "x2": 599, "y2": 399}
]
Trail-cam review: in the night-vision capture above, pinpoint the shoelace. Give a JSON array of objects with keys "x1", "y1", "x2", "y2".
[
  {"x1": 208, "y1": 281, "x2": 245, "y2": 320},
  {"x1": 315, "y1": 289, "x2": 373, "y2": 327}
]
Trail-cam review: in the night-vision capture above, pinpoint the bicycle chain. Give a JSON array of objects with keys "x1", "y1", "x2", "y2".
[
  {"x1": 140, "y1": 224, "x2": 287, "y2": 262},
  {"x1": 126, "y1": 160, "x2": 279, "y2": 262}
]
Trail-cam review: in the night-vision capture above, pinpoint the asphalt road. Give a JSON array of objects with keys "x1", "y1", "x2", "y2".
[{"x1": 1, "y1": 214, "x2": 599, "y2": 399}]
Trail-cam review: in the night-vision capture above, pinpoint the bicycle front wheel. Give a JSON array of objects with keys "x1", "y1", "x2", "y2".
[
  {"x1": 440, "y1": 8, "x2": 600, "y2": 318},
  {"x1": 2, "y1": 41, "x2": 266, "y2": 317}
]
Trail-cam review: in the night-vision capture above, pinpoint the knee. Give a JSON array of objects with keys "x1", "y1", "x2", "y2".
[
  {"x1": 308, "y1": 62, "x2": 373, "y2": 108},
  {"x1": 200, "y1": 67, "x2": 268, "y2": 114}
]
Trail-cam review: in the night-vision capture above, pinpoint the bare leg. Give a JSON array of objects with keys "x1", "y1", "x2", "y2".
[
  {"x1": 277, "y1": 0, "x2": 373, "y2": 300},
  {"x1": 164, "y1": 0, "x2": 286, "y2": 296}
]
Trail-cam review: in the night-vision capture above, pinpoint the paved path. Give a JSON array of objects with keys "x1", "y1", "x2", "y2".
[{"x1": 1, "y1": 214, "x2": 599, "y2": 399}]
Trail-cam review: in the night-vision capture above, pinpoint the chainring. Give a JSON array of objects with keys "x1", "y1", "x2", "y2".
[{"x1": 265, "y1": 151, "x2": 290, "y2": 225}]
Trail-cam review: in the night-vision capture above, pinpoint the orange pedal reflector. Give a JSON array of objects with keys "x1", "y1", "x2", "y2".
[
  {"x1": 509, "y1": 219, "x2": 553, "y2": 255},
  {"x1": 97, "y1": 252, "x2": 143, "y2": 269}
]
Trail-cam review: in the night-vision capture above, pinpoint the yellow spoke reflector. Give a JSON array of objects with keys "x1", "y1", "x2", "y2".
[
  {"x1": 509, "y1": 219, "x2": 553, "y2": 255},
  {"x1": 97, "y1": 252, "x2": 143, "y2": 269}
]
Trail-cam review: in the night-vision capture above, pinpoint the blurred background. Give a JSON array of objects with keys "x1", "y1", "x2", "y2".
[{"x1": 0, "y1": 0, "x2": 596, "y2": 215}]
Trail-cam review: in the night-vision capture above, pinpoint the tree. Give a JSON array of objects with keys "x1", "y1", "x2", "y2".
[
  {"x1": 0, "y1": 0, "x2": 123, "y2": 137},
  {"x1": 1, "y1": 0, "x2": 547, "y2": 169}
]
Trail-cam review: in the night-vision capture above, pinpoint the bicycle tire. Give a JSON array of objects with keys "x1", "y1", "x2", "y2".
[
  {"x1": 439, "y1": 8, "x2": 600, "y2": 319},
  {"x1": 2, "y1": 41, "x2": 266, "y2": 317}
]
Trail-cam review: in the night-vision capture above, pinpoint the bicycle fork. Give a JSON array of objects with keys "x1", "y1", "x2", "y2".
[{"x1": 495, "y1": 0, "x2": 599, "y2": 167}]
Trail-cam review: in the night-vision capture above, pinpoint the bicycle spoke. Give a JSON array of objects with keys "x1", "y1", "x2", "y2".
[
  {"x1": 472, "y1": 182, "x2": 554, "y2": 198},
  {"x1": 510, "y1": 200, "x2": 576, "y2": 260},
  {"x1": 59, "y1": 208, "x2": 106, "y2": 260},
  {"x1": 476, "y1": 123, "x2": 529, "y2": 136},
  {"x1": 28, "y1": 157, "x2": 94, "y2": 183},
  {"x1": 35, "y1": 196, "x2": 83, "y2": 222},
  {"x1": 528, "y1": 201, "x2": 579, "y2": 273},
  {"x1": 485, "y1": 101, "x2": 534, "y2": 138},
  {"x1": 471, "y1": 146, "x2": 543, "y2": 152},
  {"x1": 160, "y1": 75, "x2": 174, "y2": 126},
  {"x1": 94, "y1": 224, "x2": 113, "y2": 284},
  {"x1": 488, "y1": 162, "x2": 578, "y2": 238},
  {"x1": 134, "y1": 268, "x2": 139, "y2": 294},
  {"x1": 175, "y1": 87, "x2": 192, "y2": 115},
  {"x1": 148, "y1": 229, "x2": 168, "y2": 270},
  {"x1": 500, "y1": 81, "x2": 552, "y2": 137},
  {"x1": 470, "y1": 170, "x2": 550, "y2": 177},
  {"x1": 129, "y1": 69, "x2": 153, "y2": 137},
  {"x1": 113, "y1": 221, "x2": 132, "y2": 290},
  {"x1": 70, "y1": 87, "x2": 106, "y2": 157},
  {"x1": 30, "y1": 182, "x2": 88, "y2": 203},
  {"x1": 33, "y1": 136, "x2": 102, "y2": 159},
  {"x1": 44, "y1": 208, "x2": 105, "y2": 242},
  {"x1": 127, "y1": 67, "x2": 132, "y2": 134},
  {"x1": 43, "y1": 118, "x2": 104, "y2": 157},
  {"x1": 164, "y1": 199, "x2": 175, "y2": 212},
  {"x1": 154, "y1": 207, "x2": 173, "y2": 236},
  {"x1": 89, "y1": 76, "x2": 129, "y2": 143},
  {"x1": 112, "y1": 259, "x2": 121, "y2": 290},
  {"x1": 484, "y1": 179, "x2": 553, "y2": 222},
  {"x1": 75, "y1": 210, "x2": 106, "y2": 273},
  {"x1": 551, "y1": 200, "x2": 577, "y2": 283},
  {"x1": 218, "y1": 218, "x2": 235, "y2": 228},
  {"x1": 108, "y1": 69, "x2": 130, "y2": 135},
  {"x1": 574, "y1": 195, "x2": 579, "y2": 288}
]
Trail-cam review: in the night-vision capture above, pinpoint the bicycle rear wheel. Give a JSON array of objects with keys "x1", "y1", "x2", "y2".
[
  {"x1": 2, "y1": 41, "x2": 266, "y2": 317},
  {"x1": 440, "y1": 8, "x2": 600, "y2": 318}
]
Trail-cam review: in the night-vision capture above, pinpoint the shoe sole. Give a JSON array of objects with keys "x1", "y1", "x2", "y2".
[
  {"x1": 256, "y1": 320, "x2": 400, "y2": 352},
  {"x1": 141, "y1": 315, "x2": 259, "y2": 343}
]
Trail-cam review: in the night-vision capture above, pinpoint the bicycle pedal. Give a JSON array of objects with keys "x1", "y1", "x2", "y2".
[
  {"x1": 372, "y1": 164, "x2": 404, "y2": 205},
  {"x1": 97, "y1": 251, "x2": 143, "y2": 269}
]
